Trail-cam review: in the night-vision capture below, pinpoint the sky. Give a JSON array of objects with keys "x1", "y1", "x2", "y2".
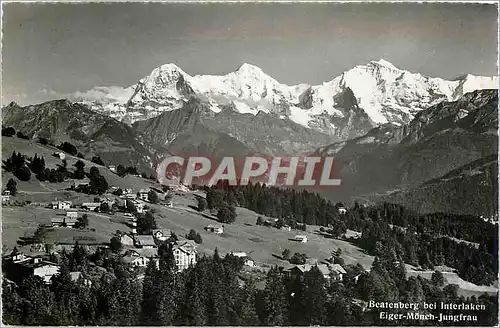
[{"x1": 2, "y1": 2, "x2": 498, "y2": 105}]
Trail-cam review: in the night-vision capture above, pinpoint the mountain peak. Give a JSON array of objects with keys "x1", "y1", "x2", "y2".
[
  {"x1": 370, "y1": 59, "x2": 399, "y2": 70},
  {"x1": 157, "y1": 63, "x2": 185, "y2": 74},
  {"x1": 236, "y1": 63, "x2": 264, "y2": 74}
]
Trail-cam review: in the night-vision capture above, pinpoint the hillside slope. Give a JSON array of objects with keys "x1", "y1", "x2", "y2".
[
  {"x1": 318, "y1": 89, "x2": 498, "y2": 207},
  {"x1": 379, "y1": 155, "x2": 498, "y2": 216},
  {"x1": 2, "y1": 100, "x2": 155, "y2": 172}
]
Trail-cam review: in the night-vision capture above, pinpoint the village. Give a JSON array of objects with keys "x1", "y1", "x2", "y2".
[{"x1": 2, "y1": 174, "x2": 353, "y2": 289}]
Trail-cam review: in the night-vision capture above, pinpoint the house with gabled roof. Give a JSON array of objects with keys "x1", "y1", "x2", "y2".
[
  {"x1": 329, "y1": 264, "x2": 347, "y2": 281},
  {"x1": 152, "y1": 229, "x2": 172, "y2": 242},
  {"x1": 134, "y1": 235, "x2": 156, "y2": 249},
  {"x1": 120, "y1": 233, "x2": 134, "y2": 246},
  {"x1": 122, "y1": 248, "x2": 159, "y2": 268}
]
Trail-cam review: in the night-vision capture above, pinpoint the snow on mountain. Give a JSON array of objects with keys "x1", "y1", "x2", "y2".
[{"x1": 72, "y1": 59, "x2": 499, "y2": 136}]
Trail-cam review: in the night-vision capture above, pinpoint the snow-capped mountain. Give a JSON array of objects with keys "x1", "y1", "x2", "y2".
[{"x1": 74, "y1": 59, "x2": 498, "y2": 138}]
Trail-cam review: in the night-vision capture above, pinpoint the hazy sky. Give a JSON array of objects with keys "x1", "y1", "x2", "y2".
[{"x1": 2, "y1": 2, "x2": 498, "y2": 105}]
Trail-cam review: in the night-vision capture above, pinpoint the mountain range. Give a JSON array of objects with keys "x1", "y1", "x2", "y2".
[
  {"x1": 74, "y1": 59, "x2": 498, "y2": 139},
  {"x1": 2, "y1": 59, "x2": 498, "y2": 215}
]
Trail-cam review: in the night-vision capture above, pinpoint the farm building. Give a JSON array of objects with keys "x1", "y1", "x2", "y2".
[
  {"x1": 294, "y1": 235, "x2": 308, "y2": 243},
  {"x1": 66, "y1": 211, "x2": 79, "y2": 219},
  {"x1": 51, "y1": 217, "x2": 78, "y2": 228},
  {"x1": 205, "y1": 224, "x2": 224, "y2": 234},
  {"x1": 81, "y1": 203, "x2": 101, "y2": 211}
]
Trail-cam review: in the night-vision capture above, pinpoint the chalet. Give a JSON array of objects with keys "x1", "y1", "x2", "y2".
[
  {"x1": 294, "y1": 235, "x2": 308, "y2": 243},
  {"x1": 108, "y1": 165, "x2": 117, "y2": 173},
  {"x1": 2, "y1": 193, "x2": 10, "y2": 202},
  {"x1": 152, "y1": 229, "x2": 172, "y2": 242},
  {"x1": 281, "y1": 225, "x2": 291, "y2": 232},
  {"x1": 98, "y1": 197, "x2": 115, "y2": 206},
  {"x1": 134, "y1": 201, "x2": 145, "y2": 214},
  {"x1": 244, "y1": 258, "x2": 255, "y2": 268},
  {"x1": 134, "y1": 235, "x2": 156, "y2": 248},
  {"x1": 20, "y1": 258, "x2": 60, "y2": 284},
  {"x1": 123, "y1": 255, "x2": 152, "y2": 268},
  {"x1": 230, "y1": 251, "x2": 247, "y2": 258},
  {"x1": 55, "y1": 152, "x2": 66, "y2": 160},
  {"x1": 11, "y1": 252, "x2": 32, "y2": 264},
  {"x1": 338, "y1": 207, "x2": 347, "y2": 215},
  {"x1": 70, "y1": 271, "x2": 92, "y2": 287},
  {"x1": 123, "y1": 248, "x2": 159, "y2": 268},
  {"x1": 29, "y1": 243, "x2": 47, "y2": 253},
  {"x1": 66, "y1": 210, "x2": 79, "y2": 219},
  {"x1": 138, "y1": 189, "x2": 149, "y2": 202},
  {"x1": 230, "y1": 251, "x2": 255, "y2": 267},
  {"x1": 120, "y1": 234, "x2": 135, "y2": 246},
  {"x1": 306, "y1": 258, "x2": 319, "y2": 265},
  {"x1": 173, "y1": 242, "x2": 197, "y2": 272},
  {"x1": 126, "y1": 248, "x2": 158, "y2": 258},
  {"x1": 329, "y1": 264, "x2": 347, "y2": 281},
  {"x1": 82, "y1": 202, "x2": 101, "y2": 211},
  {"x1": 316, "y1": 264, "x2": 332, "y2": 280},
  {"x1": 205, "y1": 224, "x2": 224, "y2": 234},
  {"x1": 127, "y1": 200, "x2": 144, "y2": 213},
  {"x1": 51, "y1": 200, "x2": 72, "y2": 210},
  {"x1": 165, "y1": 201, "x2": 173, "y2": 208},
  {"x1": 288, "y1": 264, "x2": 313, "y2": 279}
]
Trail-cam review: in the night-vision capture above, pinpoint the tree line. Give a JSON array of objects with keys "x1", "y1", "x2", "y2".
[
  {"x1": 200, "y1": 183, "x2": 346, "y2": 233},
  {"x1": 3, "y1": 241, "x2": 497, "y2": 326}
]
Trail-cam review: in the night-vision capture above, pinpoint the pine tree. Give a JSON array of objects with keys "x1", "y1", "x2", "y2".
[
  {"x1": 304, "y1": 267, "x2": 327, "y2": 325},
  {"x1": 6, "y1": 178, "x2": 17, "y2": 195},
  {"x1": 140, "y1": 259, "x2": 161, "y2": 325},
  {"x1": 239, "y1": 280, "x2": 260, "y2": 326},
  {"x1": 197, "y1": 197, "x2": 207, "y2": 211},
  {"x1": 263, "y1": 266, "x2": 287, "y2": 326}
]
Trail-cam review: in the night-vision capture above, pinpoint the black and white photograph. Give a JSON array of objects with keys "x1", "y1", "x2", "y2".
[{"x1": 1, "y1": 1, "x2": 499, "y2": 326}]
